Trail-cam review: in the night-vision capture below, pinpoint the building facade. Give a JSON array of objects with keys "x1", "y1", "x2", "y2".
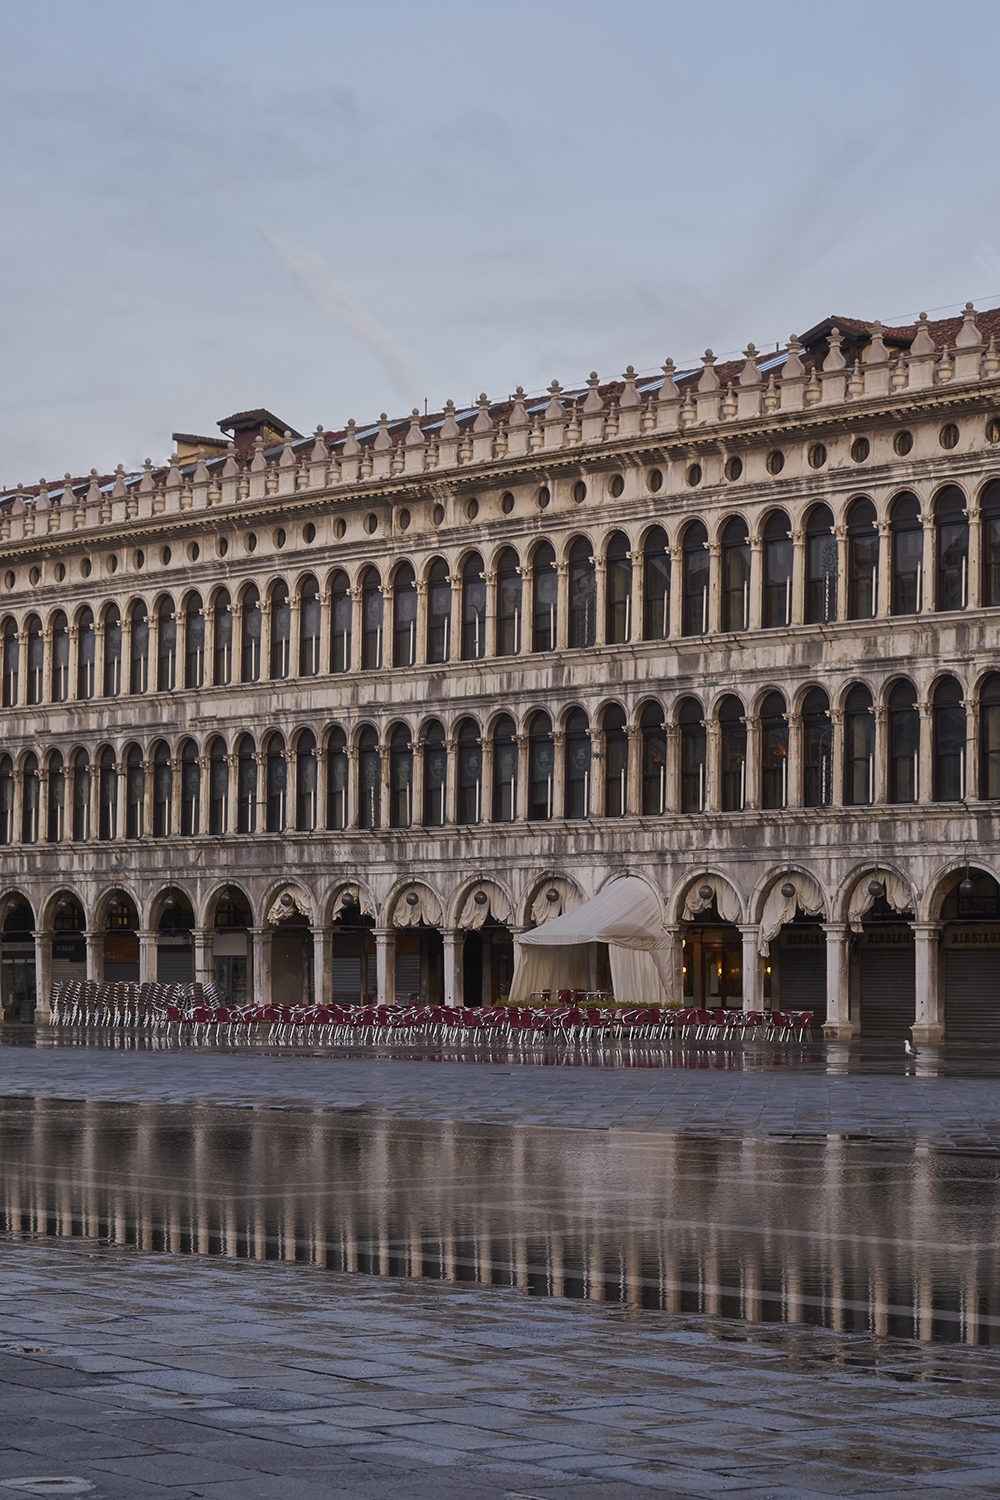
[{"x1": 3, "y1": 304, "x2": 1000, "y2": 1041}]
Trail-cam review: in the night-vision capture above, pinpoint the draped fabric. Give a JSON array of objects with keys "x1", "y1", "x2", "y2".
[
  {"x1": 530, "y1": 879, "x2": 582, "y2": 925},
  {"x1": 458, "y1": 885, "x2": 514, "y2": 931},
  {"x1": 393, "y1": 888, "x2": 443, "y2": 928},
  {"x1": 608, "y1": 946, "x2": 672, "y2": 1007},
  {"x1": 681, "y1": 875, "x2": 742, "y2": 925},
  {"x1": 848, "y1": 873, "x2": 914, "y2": 933},
  {"x1": 510, "y1": 877, "x2": 670, "y2": 1006},
  {"x1": 508, "y1": 943, "x2": 591, "y2": 1006},
  {"x1": 757, "y1": 874, "x2": 826, "y2": 956}
]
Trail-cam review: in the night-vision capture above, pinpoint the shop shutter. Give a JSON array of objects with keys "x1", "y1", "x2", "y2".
[
  {"x1": 156, "y1": 946, "x2": 193, "y2": 984},
  {"x1": 395, "y1": 953, "x2": 421, "y2": 1001},
  {"x1": 945, "y1": 950, "x2": 1000, "y2": 1041},
  {"x1": 779, "y1": 947, "x2": 826, "y2": 1023},
  {"x1": 860, "y1": 945, "x2": 915, "y2": 1037},
  {"x1": 330, "y1": 955, "x2": 363, "y2": 998}
]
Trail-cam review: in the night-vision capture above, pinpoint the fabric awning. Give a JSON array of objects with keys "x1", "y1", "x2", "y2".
[{"x1": 516, "y1": 876, "x2": 669, "y2": 950}]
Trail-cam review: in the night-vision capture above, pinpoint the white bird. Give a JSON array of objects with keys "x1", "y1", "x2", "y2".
[{"x1": 904, "y1": 1039, "x2": 919, "y2": 1057}]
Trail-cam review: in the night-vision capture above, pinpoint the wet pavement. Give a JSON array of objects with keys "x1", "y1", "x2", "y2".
[{"x1": 0, "y1": 1031, "x2": 999, "y2": 1497}]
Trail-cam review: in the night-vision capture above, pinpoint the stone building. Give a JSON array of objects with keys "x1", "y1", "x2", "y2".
[{"x1": 3, "y1": 302, "x2": 1000, "y2": 1041}]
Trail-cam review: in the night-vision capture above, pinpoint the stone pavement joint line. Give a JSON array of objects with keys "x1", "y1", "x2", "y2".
[{"x1": 1, "y1": 1241, "x2": 1000, "y2": 1499}]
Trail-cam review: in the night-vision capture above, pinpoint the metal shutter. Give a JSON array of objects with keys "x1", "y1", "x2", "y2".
[
  {"x1": 395, "y1": 953, "x2": 421, "y2": 1001},
  {"x1": 330, "y1": 955, "x2": 363, "y2": 998},
  {"x1": 860, "y1": 946, "x2": 915, "y2": 1038},
  {"x1": 779, "y1": 948, "x2": 826, "y2": 1023},
  {"x1": 156, "y1": 946, "x2": 193, "y2": 984},
  {"x1": 945, "y1": 950, "x2": 1000, "y2": 1041}
]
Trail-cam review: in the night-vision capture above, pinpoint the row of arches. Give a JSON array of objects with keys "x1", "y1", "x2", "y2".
[
  {"x1": 1, "y1": 670, "x2": 997, "y2": 844},
  {"x1": 4, "y1": 479, "x2": 1000, "y2": 707}
]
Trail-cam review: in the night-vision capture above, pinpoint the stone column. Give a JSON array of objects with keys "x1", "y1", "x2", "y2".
[
  {"x1": 223, "y1": 753, "x2": 237, "y2": 835},
  {"x1": 828, "y1": 709, "x2": 844, "y2": 807},
  {"x1": 378, "y1": 742, "x2": 391, "y2": 829},
  {"x1": 912, "y1": 921, "x2": 944, "y2": 1043},
  {"x1": 550, "y1": 730, "x2": 566, "y2": 818},
  {"x1": 175, "y1": 605, "x2": 189, "y2": 688},
  {"x1": 193, "y1": 928, "x2": 213, "y2": 986},
  {"x1": 312, "y1": 925, "x2": 333, "y2": 1006},
  {"x1": 870, "y1": 706, "x2": 887, "y2": 805},
  {"x1": 259, "y1": 926, "x2": 273, "y2": 1007},
  {"x1": 203, "y1": 597, "x2": 217, "y2": 687},
  {"x1": 375, "y1": 926, "x2": 396, "y2": 1004},
  {"x1": 346, "y1": 747, "x2": 359, "y2": 828},
  {"x1": 966, "y1": 697, "x2": 980, "y2": 803},
  {"x1": 702, "y1": 718, "x2": 719, "y2": 813},
  {"x1": 742, "y1": 715, "x2": 760, "y2": 810},
  {"x1": 626, "y1": 726, "x2": 642, "y2": 814},
  {"x1": 34, "y1": 927, "x2": 52, "y2": 1020},
  {"x1": 593, "y1": 554, "x2": 608, "y2": 646},
  {"x1": 260, "y1": 597, "x2": 273, "y2": 679},
  {"x1": 833, "y1": 526, "x2": 848, "y2": 621},
  {"x1": 442, "y1": 928, "x2": 463, "y2": 1008},
  {"x1": 587, "y1": 729, "x2": 605, "y2": 817},
  {"x1": 664, "y1": 724, "x2": 680, "y2": 813},
  {"x1": 170, "y1": 756, "x2": 182, "y2": 835},
  {"x1": 85, "y1": 930, "x2": 103, "y2": 982},
  {"x1": 41, "y1": 625, "x2": 54, "y2": 704},
  {"x1": 11, "y1": 770, "x2": 23, "y2": 844},
  {"x1": 739, "y1": 924, "x2": 761, "y2": 1012},
  {"x1": 254, "y1": 751, "x2": 267, "y2": 831},
  {"x1": 114, "y1": 761, "x2": 126, "y2": 840},
  {"x1": 477, "y1": 736, "x2": 493, "y2": 823},
  {"x1": 821, "y1": 923, "x2": 853, "y2": 1038},
  {"x1": 289, "y1": 594, "x2": 302, "y2": 676},
  {"x1": 68, "y1": 624, "x2": 79, "y2": 704},
  {"x1": 317, "y1": 589, "x2": 331, "y2": 678},
  {"x1": 876, "y1": 522, "x2": 892, "y2": 616},
  {"x1": 748, "y1": 536, "x2": 763, "y2": 631},
  {"x1": 790, "y1": 528, "x2": 806, "y2": 625},
  {"x1": 917, "y1": 700, "x2": 933, "y2": 802},
  {"x1": 668, "y1": 548, "x2": 684, "y2": 638},
  {"x1": 148, "y1": 608, "x2": 161, "y2": 690},
  {"x1": 555, "y1": 562, "x2": 569, "y2": 650},
  {"x1": 314, "y1": 747, "x2": 328, "y2": 831},
  {"x1": 142, "y1": 759, "x2": 154, "y2": 838},
  {"x1": 514, "y1": 734, "x2": 529, "y2": 820},
  {"x1": 349, "y1": 585, "x2": 364, "y2": 670},
  {"x1": 706, "y1": 541, "x2": 722, "y2": 634},
  {"x1": 661, "y1": 924, "x2": 684, "y2": 1007},
  {"x1": 138, "y1": 929, "x2": 156, "y2": 985},
  {"x1": 444, "y1": 737, "x2": 459, "y2": 825},
  {"x1": 250, "y1": 927, "x2": 265, "y2": 1006},
  {"x1": 232, "y1": 600, "x2": 245, "y2": 681},
  {"x1": 481, "y1": 569, "x2": 497, "y2": 657},
  {"x1": 786, "y1": 711, "x2": 803, "y2": 807},
  {"x1": 966, "y1": 504, "x2": 982, "y2": 610},
  {"x1": 88, "y1": 760, "x2": 101, "y2": 843}
]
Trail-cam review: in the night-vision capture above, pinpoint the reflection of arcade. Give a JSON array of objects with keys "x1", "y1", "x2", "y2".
[
  {"x1": 1, "y1": 894, "x2": 35, "y2": 1022},
  {"x1": 682, "y1": 894, "x2": 744, "y2": 1008}
]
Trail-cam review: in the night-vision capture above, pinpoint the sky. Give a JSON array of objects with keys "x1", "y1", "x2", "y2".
[{"x1": 2, "y1": 0, "x2": 1000, "y2": 483}]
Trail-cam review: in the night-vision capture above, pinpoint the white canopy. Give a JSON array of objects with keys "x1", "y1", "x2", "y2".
[{"x1": 511, "y1": 877, "x2": 673, "y2": 1006}]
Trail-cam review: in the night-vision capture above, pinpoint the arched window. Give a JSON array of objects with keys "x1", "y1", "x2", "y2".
[
  {"x1": 935, "y1": 486, "x2": 969, "y2": 611},
  {"x1": 887, "y1": 679, "x2": 919, "y2": 803},
  {"x1": 496, "y1": 547, "x2": 521, "y2": 656},
  {"x1": 603, "y1": 705, "x2": 628, "y2": 817},
  {"x1": 72, "y1": 750, "x2": 90, "y2": 841},
  {"x1": 422, "y1": 720, "x2": 447, "y2": 826},
  {"x1": 981, "y1": 674, "x2": 1000, "y2": 799},
  {"x1": 718, "y1": 695, "x2": 747, "y2": 811},
  {"x1": 642, "y1": 525, "x2": 670, "y2": 640},
  {"x1": 21, "y1": 753, "x2": 39, "y2": 843},
  {"x1": 462, "y1": 553, "x2": 486, "y2": 660},
  {"x1": 682, "y1": 522, "x2": 709, "y2": 636},
  {"x1": 213, "y1": 590, "x2": 232, "y2": 685},
  {"x1": 25, "y1": 615, "x2": 43, "y2": 705},
  {"x1": 605, "y1": 532, "x2": 632, "y2": 644},
  {"x1": 207, "y1": 736, "x2": 227, "y2": 835},
  {"x1": 78, "y1": 607, "x2": 96, "y2": 698},
  {"x1": 641, "y1": 702, "x2": 667, "y2": 814},
  {"x1": 330, "y1": 571, "x2": 352, "y2": 672},
  {"x1": 236, "y1": 734, "x2": 257, "y2": 834},
  {"x1": 98, "y1": 747, "x2": 117, "y2": 840},
  {"x1": 1, "y1": 619, "x2": 18, "y2": 707},
  {"x1": 568, "y1": 538, "x2": 596, "y2": 648},
  {"x1": 326, "y1": 727, "x2": 348, "y2": 831},
  {"x1": 531, "y1": 542, "x2": 557, "y2": 652},
  {"x1": 805, "y1": 505, "x2": 837, "y2": 624},
  {"x1": 762, "y1": 512, "x2": 792, "y2": 628},
  {"x1": 982, "y1": 480, "x2": 1000, "y2": 608},
  {"x1": 721, "y1": 517, "x2": 750, "y2": 632},
  {"x1": 51, "y1": 611, "x2": 69, "y2": 702},
  {"x1": 802, "y1": 687, "x2": 831, "y2": 808},
  {"x1": 426, "y1": 559, "x2": 450, "y2": 663},
  {"x1": 843, "y1": 684, "x2": 874, "y2": 805},
  {"x1": 933, "y1": 676, "x2": 966, "y2": 800},
  {"x1": 129, "y1": 601, "x2": 148, "y2": 693},
  {"x1": 361, "y1": 569, "x2": 383, "y2": 670},
  {"x1": 847, "y1": 499, "x2": 878, "y2": 620},
  {"x1": 492, "y1": 714, "x2": 518, "y2": 822},
  {"x1": 265, "y1": 734, "x2": 286, "y2": 831},
  {"x1": 389, "y1": 724, "x2": 413, "y2": 827},
  {"x1": 102, "y1": 605, "x2": 122, "y2": 696},
  {"x1": 152, "y1": 741, "x2": 172, "y2": 838},
  {"x1": 564, "y1": 708, "x2": 591, "y2": 817},
  {"x1": 180, "y1": 738, "x2": 200, "y2": 836},
  {"x1": 240, "y1": 585, "x2": 261, "y2": 683},
  {"x1": 358, "y1": 726, "x2": 380, "y2": 828},
  {"x1": 456, "y1": 717, "x2": 482, "y2": 824},
  {"x1": 156, "y1": 598, "x2": 175, "y2": 691},
  {"x1": 46, "y1": 750, "x2": 64, "y2": 842},
  {"x1": 296, "y1": 729, "x2": 317, "y2": 831},
  {"x1": 678, "y1": 697, "x2": 705, "y2": 812},
  {"x1": 890, "y1": 493, "x2": 922, "y2": 615},
  {"x1": 527, "y1": 712, "x2": 554, "y2": 820},
  {"x1": 181, "y1": 594, "x2": 202, "y2": 689},
  {"x1": 299, "y1": 575, "x2": 321, "y2": 676},
  {"x1": 0, "y1": 756, "x2": 12, "y2": 843},
  {"x1": 125, "y1": 744, "x2": 144, "y2": 838},
  {"x1": 393, "y1": 563, "x2": 417, "y2": 667},
  {"x1": 759, "y1": 691, "x2": 788, "y2": 809},
  {"x1": 269, "y1": 582, "x2": 290, "y2": 679}
]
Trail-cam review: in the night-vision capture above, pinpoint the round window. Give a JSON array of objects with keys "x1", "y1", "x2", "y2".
[
  {"x1": 245, "y1": 532, "x2": 257, "y2": 553},
  {"x1": 808, "y1": 443, "x2": 827, "y2": 469},
  {"x1": 466, "y1": 497, "x2": 479, "y2": 519},
  {"x1": 29, "y1": 566, "x2": 39, "y2": 585},
  {"x1": 215, "y1": 538, "x2": 227, "y2": 558},
  {"x1": 303, "y1": 522, "x2": 316, "y2": 543},
  {"x1": 940, "y1": 423, "x2": 959, "y2": 450},
  {"x1": 107, "y1": 555, "x2": 118, "y2": 574},
  {"x1": 537, "y1": 486, "x2": 550, "y2": 509},
  {"x1": 273, "y1": 527, "x2": 286, "y2": 548},
  {"x1": 160, "y1": 546, "x2": 171, "y2": 565},
  {"x1": 572, "y1": 481, "x2": 586, "y2": 504},
  {"x1": 397, "y1": 508, "x2": 410, "y2": 531},
  {"x1": 766, "y1": 449, "x2": 784, "y2": 475},
  {"x1": 986, "y1": 416, "x2": 1000, "y2": 444},
  {"x1": 187, "y1": 541, "x2": 200, "y2": 562},
  {"x1": 333, "y1": 518, "x2": 346, "y2": 539},
  {"x1": 80, "y1": 559, "x2": 92, "y2": 578},
  {"x1": 851, "y1": 436, "x2": 870, "y2": 463},
  {"x1": 894, "y1": 430, "x2": 913, "y2": 456},
  {"x1": 134, "y1": 549, "x2": 145, "y2": 568},
  {"x1": 724, "y1": 456, "x2": 743, "y2": 482},
  {"x1": 432, "y1": 504, "x2": 445, "y2": 526},
  {"x1": 686, "y1": 463, "x2": 702, "y2": 487},
  {"x1": 54, "y1": 563, "x2": 66, "y2": 582},
  {"x1": 647, "y1": 468, "x2": 663, "y2": 493},
  {"x1": 501, "y1": 491, "x2": 515, "y2": 514},
  {"x1": 3, "y1": 570, "x2": 13, "y2": 588},
  {"x1": 609, "y1": 475, "x2": 625, "y2": 498}
]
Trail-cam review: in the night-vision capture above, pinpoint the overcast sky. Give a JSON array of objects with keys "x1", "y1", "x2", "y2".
[{"x1": 2, "y1": 0, "x2": 999, "y2": 483}]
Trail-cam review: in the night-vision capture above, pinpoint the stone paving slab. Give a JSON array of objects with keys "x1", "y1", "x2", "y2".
[
  {"x1": 2, "y1": 1036, "x2": 1000, "y2": 1148},
  {"x1": 0, "y1": 1240, "x2": 999, "y2": 1499}
]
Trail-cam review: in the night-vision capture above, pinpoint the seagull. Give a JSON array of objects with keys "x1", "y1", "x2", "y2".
[{"x1": 903, "y1": 1038, "x2": 919, "y2": 1058}]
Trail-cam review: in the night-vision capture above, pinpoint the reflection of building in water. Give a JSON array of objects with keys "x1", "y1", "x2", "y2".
[
  {"x1": 7, "y1": 309, "x2": 1000, "y2": 1034},
  {"x1": 1, "y1": 1099, "x2": 998, "y2": 1345}
]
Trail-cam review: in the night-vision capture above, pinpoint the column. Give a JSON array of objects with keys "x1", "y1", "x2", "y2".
[
  {"x1": 138, "y1": 929, "x2": 156, "y2": 985},
  {"x1": 259, "y1": 926, "x2": 273, "y2": 1006},
  {"x1": 444, "y1": 737, "x2": 459, "y2": 825},
  {"x1": 313, "y1": 925, "x2": 333, "y2": 1006},
  {"x1": 447, "y1": 573, "x2": 462, "y2": 662},
  {"x1": 587, "y1": 728, "x2": 605, "y2": 817},
  {"x1": 790, "y1": 528, "x2": 806, "y2": 625},
  {"x1": 748, "y1": 536, "x2": 763, "y2": 631},
  {"x1": 739, "y1": 924, "x2": 761, "y2": 1012},
  {"x1": 912, "y1": 921, "x2": 944, "y2": 1044},
  {"x1": 514, "y1": 735, "x2": 529, "y2": 820},
  {"x1": 254, "y1": 751, "x2": 267, "y2": 831},
  {"x1": 96, "y1": 621, "x2": 108, "y2": 696},
  {"x1": 375, "y1": 926, "x2": 396, "y2": 1003},
  {"x1": 593, "y1": 554, "x2": 607, "y2": 646},
  {"x1": 224, "y1": 753, "x2": 238, "y2": 834},
  {"x1": 192, "y1": 928, "x2": 213, "y2": 986},
  {"x1": 378, "y1": 743, "x2": 391, "y2": 829},
  {"x1": 346, "y1": 747, "x2": 359, "y2": 828},
  {"x1": 11, "y1": 771, "x2": 23, "y2": 843},
  {"x1": 551, "y1": 730, "x2": 566, "y2": 818},
  {"x1": 477, "y1": 736, "x2": 493, "y2": 823},
  {"x1": 42, "y1": 625, "x2": 54, "y2": 703},
  {"x1": 114, "y1": 761, "x2": 126, "y2": 839},
  {"x1": 260, "y1": 597, "x2": 272, "y2": 679},
  {"x1": 702, "y1": 718, "x2": 719, "y2": 813},
  {"x1": 34, "y1": 927, "x2": 52, "y2": 1020},
  {"x1": 876, "y1": 523, "x2": 892, "y2": 616},
  {"x1": 786, "y1": 710, "x2": 804, "y2": 807},
  {"x1": 317, "y1": 589, "x2": 331, "y2": 678},
  {"x1": 742, "y1": 715, "x2": 760, "y2": 810},
  {"x1": 833, "y1": 525, "x2": 848, "y2": 621},
  {"x1": 442, "y1": 928, "x2": 463, "y2": 1008},
  {"x1": 626, "y1": 726, "x2": 642, "y2": 814},
  {"x1": 629, "y1": 547, "x2": 644, "y2": 642},
  {"x1": 662, "y1": 925, "x2": 684, "y2": 1007},
  {"x1": 250, "y1": 927, "x2": 265, "y2": 1006},
  {"x1": 315, "y1": 747, "x2": 328, "y2": 831},
  {"x1": 175, "y1": 604, "x2": 188, "y2": 688},
  {"x1": 68, "y1": 624, "x2": 80, "y2": 703},
  {"x1": 870, "y1": 706, "x2": 887, "y2": 805},
  {"x1": 664, "y1": 724, "x2": 680, "y2": 813},
  {"x1": 828, "y1": 709, "x2": 844, "y2": 808},
  {"x1": 204, "y1": 598, "x2": 216, "y2": 687},
  {"x1": 917, "y1": 700, "x2": 933, "y2": 802},
  {"x1": 706, "y1": 541, "x2": 722, "y2": 633},
  {"x1": 171, "y1": 756, "x2": 182, "y2": 835},
  {"x1": 349, "y1": 586, "x2": 364, "y2": 670},
  {"x1": 481, "y1": 570, "x2": 497, "y2": 657},
  {"x1": 966, "y1": 698, "x2": 980, "y2": 803},
  {"x1": 555, "y1": 562, "x2": 569, "y2": 650},
  {"x1": 821, "y1": 922, "x2": 853, "y2": 1038},
  {"x1": 85, "y1": 930, "x2": 103, "y2": 982},
  {"x1": 148, "y1": 608, "x2": 161, "y2": 690},
  {"x1": 231, "y1": 600, "x2": 244, "y2": 682},
  {"x1": 88, "y1": 762, "x2": 100, "y2": 843},
  {"x1": 289, "y1": 594, "x2": 302, "y2": 676},
  {"x1": 967, "y1": 505, "x2": 982, "y2": 609},
  {"x1": 142, "y1": 759, "x2": 154, "y2": 838},
  {"x1": 409, "y1": 740, "x2": 425, "y2": 826}
]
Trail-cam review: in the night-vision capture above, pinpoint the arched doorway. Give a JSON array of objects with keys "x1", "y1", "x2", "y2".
[
  {"x1": 155, "y1": 889, "x2": 194, "y2": 984},
  {"x1": 940, "y1": 871, "x2": 1000, "y2": 1040},
  {"x1": 329, "y1": 891, "x2": 376, "y2": 1004},
  {"x1": 758, "y1": 873, "x2": 827, "y2": 1022},
  {"x1": 392, "y1": 886, "x2": 443, "y2": 1005},
  {"x1": 50, "y1": 892, "x2": 86, "y2": 988},
  {"x1": 102, "y1": 891, "x2": 139, "y2": 982},
  {"x1": 2, "y1": 894, "x2": 35, "y2": 1022},
  {"x1": 457, "y1": 884, "x2": 516, "y2": 1005},
  {"x1": 212, "y1": 887, "x2": 252, "y2": 1007},
  {"x1": 854, "y1": 880, "x2": 915, "y2": 1037},
  {"x1": 269, "y1": 892, "x2": 314, "y2": 1007},
  {"x1": 680, "y1": 880, "x2": 743, "y2": 1009}
]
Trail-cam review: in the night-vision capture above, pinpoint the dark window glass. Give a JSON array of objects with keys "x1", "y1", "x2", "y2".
[
  {"x1": 152, "y1": 743, "x2": 172, "y2": 838},
  {"x1": 330, "y1": 571, "x2": 352, "y2": 673},
  {"x1": 78, "y1": 607, "x2": 96, "y2": 698},
  {"x1": 389, "y1": 725, "x2": 413, "y2": 827},
  {"x1": 129, "y1": 604, "x2": 148, "y2": 693},
  {"x1": 531, "y1": 542, "x2": 557, "y2": 652},
  {"x1": 456, "y1": 719, "x2": 482, "y2": 824},
  {"x1": 496, "y1": 548, "x2": 522, "y2": 656},
  {"x1": 326, "y1": 728, "x2": 348, "y2": 831},
  {"x1": 296, "y1": 730, "x2": 317, "y2": 831},
  {"x1": 393, "y1": 564, "x2": 417, "y2": 667},
  {"x1": 265, "y1": 735, "x2": 286, "y2": 831},
  {"x1": 642, "y1": 525, "x2": 670, "y2": 640},
  {"x1": 492, "y1": 714, "x2": 518, "y2": 822},
  {"x1": 890, "y1": 493, "x2": 923, "y2": 615},
  {"x1": 21, "y1": 754, "x2": 39, "y2": 843},
  {"x1": 212, "y1": 591, "x2": 232, "y2": 685},
  {"x1": 718, "y1": 695, "x2": 746, "y2": 811},
  {"x1": 361, "y1": 571, "x2": 383, "y2": 670},
  {"x1": 98, "y1": 748, "x2": 117, "y2": 840},
  {"x1": 1, "y1": 620, "x2": 19, "y2": 707},
  {"x1": 982, "y1": 481, "x2": 1000, "y2": 607},
  {"x1": 125, "y1": 745, "x2": 144, "y2": 838},
  {"x1": 270, "y1": 583, "x2": 290, "y2": 679},
  {"x1": 421, "y1": 720, "x2": 446, "y2": 826},
  {"x1": 208, "y1": 736, "x2": 227, "y2": 835},
  {"x1": 843, "y1": 684, "x2": 874, "y2": 805},
  {"x1": 180, "y1": 739, "x2": 200, "y2": 836},
  {"x1": 760, "y1": 691, "x2": 787, "y2": 809},
  {"x1": 184, "y1": 595, "x2": 203, "y2": 688},
  {"x1": 888, "y1": 680, "x2": 919, "y2": 803},
  {"x1": 935, "y1": 486, "x2": 969, "y2": 611},
  {"x1": 52, "y1": 611, "x2": 69, "y2": 701},
  {"x1": 358, "y1": 727, "x2": 380, "y2": 828},
  {"x1": 802, "y1": 687, "x2": 831, "y2": 808},
  {"x1": 603, "y1": 705, "x2": 628, "y2": 817},
  {"x1": 72, "y1": 752, "x2": 91, "y2": 840},
  {"x1": 241, "y1": 587, "x2": 261, "y2": 683},
  {"x1": 46, "y1": 751, "x2": 64, "y2": 842},
  {"x1": 237, "y1": 736, "x2": 257, "y2": 834},
  {"x1": 678, "y1": 698, "x2": 705, "y2": 812},
  {"x1": 156, "y1": 599, "x2": 175, "y2": 691},
  {"x1": 762, "y1": 512, "x2": 792, "y2": 628},
  {"x1": 568, "y1": 538, "x2": 596, "y2": 648},
  {"x1": 564, "y1": 708, "x2": 591, "y2": 817},
  {"x1": 721, "y1": 517, "x2": 750, "y2": 632},
  {"x1": 101, "y1": 607, "x2": 121, "y2": 697},
  {"x1": 805, "y1": 505, "x2": 837, "y2": 624},
  {"x1": 0, "y1": 756, "x2": 12, "y2": 844},
  {"x1": 461, "y1": 554, "x2": 486, "y2": 660},
  {"x1": 426, "y1": 559, "x2": 451, "y2": 663},
  {"x1": 847, "y1": 499, "x2": 878, "y2": 621},
  {"x1": 605, "y1": 532, "x2": 632, "y2": 644},
  {"x1": 299, "y1": 576, "x2": 321, "y2": 675},
  {"x1": 641, "y1": 702, "x2": 667, "y2": 814},
  {"x1": 682, "y1": 522, "x2": 709, "y2": 636},
  {"x1": 980, "y1": 674, "x2": 1000, "y2": 799},
  {"x1": 933, "y1": 676, "x2": 966, "y2": 800},
  {"x1": 25, "y1": 615, "x2": 43, "y2": 705},
  {"x1": 528, "y1": 713, "x2": 554, "y2": 819}
]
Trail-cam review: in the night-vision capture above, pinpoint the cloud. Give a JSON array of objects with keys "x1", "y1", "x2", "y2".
[{"x1": 260, "y1": 231, "x2": 418, "y2": 399}]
